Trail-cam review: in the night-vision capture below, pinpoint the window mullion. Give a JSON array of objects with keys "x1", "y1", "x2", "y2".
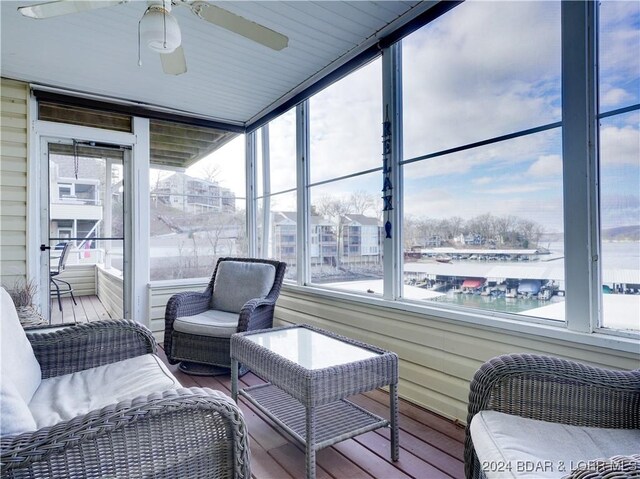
[
  {"x1": 296, "y1": 101, "x2": 310, "y2": 286},
  {"x1": 246, "y1": 132, "x2": 257, "y2": 257},
  {"x1": 382, "y1": 43, "x2": 403, "y2": 300},
  {"x1": 261, "y1": 125, "x2": 271, "y2": 258},
  {"x1": 561, "y1": 0, "x2": 600, "y2": 332}
]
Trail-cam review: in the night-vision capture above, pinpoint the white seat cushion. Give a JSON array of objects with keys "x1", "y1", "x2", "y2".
[
  {"x1": 28, "y1": 354, "x2": 180, "y2": 429},
  {"x1": 470, "y1": 410, "x2": 640, "y2": 478},
  {"x1": 174, "y1": 309, "x2": 239, "y2": 338},
  {"x1": 210, "y1": 261, "x2": 276, "y2": 313},
  {"x1": 0, "y1": 287, "x2": 42, "y2": 403}
]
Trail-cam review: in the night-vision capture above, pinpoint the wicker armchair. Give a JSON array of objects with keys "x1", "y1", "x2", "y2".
[
  {"x1": 164, "y1": 257, "x2": 286, "y2": 375},
  {"x1": 465, "y1": 354, "x2": 640, "y2": 479},
  {"x1": 1, "y1": 320, "x2": 250, "y2": 479}
]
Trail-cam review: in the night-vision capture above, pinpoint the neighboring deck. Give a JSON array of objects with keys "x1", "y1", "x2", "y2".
[{"x1": 50, "y1": 295, "x2": 466, "y2": 479}]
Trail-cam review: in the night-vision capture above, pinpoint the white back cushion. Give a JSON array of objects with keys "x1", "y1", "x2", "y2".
[
  {"x1": 1, "y1": 381, "x2": 37, "y2": 435},
  {"x1": 210, "y1": 261, "x2": 276, "y2": 313},
  {"x1": 0, "y1": 287, "x2": 42, "y2": 403}
]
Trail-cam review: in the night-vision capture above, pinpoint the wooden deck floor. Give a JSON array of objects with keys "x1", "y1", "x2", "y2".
[
  {"x1": 157, "y1": 347, "x2": 465, "y2": 479},
  {"x1": 49, "y1": 295, "x2": 111, "y2": 324},
  {"x1": 53, "y1": 295, "x2": 466, "y2": 479}
]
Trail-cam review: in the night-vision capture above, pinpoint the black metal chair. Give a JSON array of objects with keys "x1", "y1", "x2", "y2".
[
  {"x1": 50, "y1": 242, "x2": 77, "y2": 311},
  {"x1": 164, "y1": 257, "x2": 286, "y2": 376}
]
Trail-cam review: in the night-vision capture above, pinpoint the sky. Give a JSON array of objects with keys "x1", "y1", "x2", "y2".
[{"x1": 187, "y1": 0, "x2": 639, "y2": 235}]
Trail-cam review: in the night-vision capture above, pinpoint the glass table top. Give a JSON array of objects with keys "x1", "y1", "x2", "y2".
[{"x1": 245, "y1": 327, "x2": 380, "y2": 370}]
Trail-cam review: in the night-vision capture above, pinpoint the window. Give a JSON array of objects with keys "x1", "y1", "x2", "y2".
[
  {"x1": 149, "y1": 135, "x2": 247, "y2": 280},
  {"x1": 255, "y1": 107, "x2": 297, "y2": 280},
  {"x1": 251, "y1": 1, "x2": 638, "y2": 337},
  {"x1": 401, "y1": 1, "x2": 564, "y2": 321},
  {"x1": 58, "y1": 183, "x2": 72, "y2": 198},
  {"x1": 597, "y1": 0, "x2": 640, "y2": 331},
  {"x1": 308, "y1": 59, "x2": 383, "y2": 292}
]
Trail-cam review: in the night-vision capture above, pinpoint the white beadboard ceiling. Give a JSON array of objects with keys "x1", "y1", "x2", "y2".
[{"x1": 1, "y1": 1, "x2": 431, "y2": 128}]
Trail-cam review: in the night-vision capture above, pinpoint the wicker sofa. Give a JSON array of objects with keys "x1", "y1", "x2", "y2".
[
  {"x1": 465, "y1": 353, "x2": 640, "y2": 479},
  {"x1": 0, "y1": 286, "x2": 250, "y2": 478}
]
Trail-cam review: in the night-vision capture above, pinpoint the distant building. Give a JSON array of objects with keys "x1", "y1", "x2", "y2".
[
  {"x1": 152, "y1": 173, "x2": 236, "y2": 214},
  {"x1": 311, "y1": 215, "x2": 338, "y2": 267},
  {"x1": 271, "y1": 212, "x2": 297, "y2": 265},
  {"x1": 270, "y1": 212, "x2": 382, "y2": 267},
  {"x1": 340, "y1": 214, "x2": 382, "y2": 265},
  {"x1": 464, "y1": 233, "x2": 485, "y2": 246},
  {"x1": 424, "y1": 235, "x2": 443, "y2": 247}
]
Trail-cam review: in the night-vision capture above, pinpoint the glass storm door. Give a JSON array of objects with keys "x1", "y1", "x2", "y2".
[{"x1": 41, "y1": 139, "x2": 130, "y2": 323}]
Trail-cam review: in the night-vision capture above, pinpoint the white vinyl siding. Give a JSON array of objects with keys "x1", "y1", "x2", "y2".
[
  {"x1": 97, "y1": 266, "x2": 124, "y2": 320},
  {"x1": 0, "y1": 78, "x2": 29, "y2": 287},
  {"x1": 147, "y1": 278, "x2": 209, "y2": 341},
  {"x1": 55, "y1": 264, "x2": 97, "y2": 297}
]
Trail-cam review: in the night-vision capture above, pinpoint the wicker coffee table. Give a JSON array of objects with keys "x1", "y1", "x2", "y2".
[{"x1": 231, "y1": 324, "x2": 399, "y2": 479}]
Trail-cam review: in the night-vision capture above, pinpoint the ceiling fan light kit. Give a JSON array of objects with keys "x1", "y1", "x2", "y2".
[{"x1": 140, "y1": 4, "x2": 181, "y2": 54}]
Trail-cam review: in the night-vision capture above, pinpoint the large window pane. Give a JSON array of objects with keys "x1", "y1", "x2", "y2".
[
  {"x1": 401, "y1": 0, "x2": 564, "y2": 322},
  {"x1": 402, "y1": 0, "x2": 561, "y2": 160},
  {"x1": 309, "y1": 59, "x2": 382, "y2": 184},
  {"x1": 598, "y1": 0, "x2": 640, "y2": 113},
  {"x1": 256, "y1": 107, "x2": 297, "y2": 280},
  {"x1": 597, "y1": 1, "x2": 640, "y2": 331},
  {"x1": 309, "y1": 173, "x2": 383, "y2": 290},
  {"x1": 307, "y1": 57, "x2": 383, "y2": 294},
  {"x1": 403, "y1": 129, "x2": 565, "y2": 321},
  {"x1": 598, "y1": 112, "x2": 640, "y2": 331},
  {"x1": 257, "y1": 108, "x2": 297, "y2": 195},
  {"x1": 149, "y1": 136, "x2": 247, "y2": 280}
]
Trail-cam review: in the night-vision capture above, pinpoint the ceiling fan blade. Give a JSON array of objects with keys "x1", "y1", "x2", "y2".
[
  {"x1": 18, "y1": 0, "x2": 128, "y2": 19},
  {"x1": 160, "y1": 46, "x2": 187, "y2": 75},
  {"x1": 190, "y1": 2, "x2": 288, "y2": 51}
]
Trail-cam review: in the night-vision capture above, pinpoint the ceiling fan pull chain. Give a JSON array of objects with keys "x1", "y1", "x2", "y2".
[
  {"x1": 137, "y1": 12, "x2": 144, "y2": 67},
  {"x1": 73, "y1": 139, "x2": 79, "y2": 180},
  {"x1": 162, "y1": 0, "x2": 167, "y2": 50}
]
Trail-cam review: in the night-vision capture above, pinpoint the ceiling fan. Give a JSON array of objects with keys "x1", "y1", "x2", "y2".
[{"x1": 17, "y1": 0, "x2": 289, "y2": 76}]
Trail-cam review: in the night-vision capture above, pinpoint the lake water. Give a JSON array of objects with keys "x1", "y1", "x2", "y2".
[
  {"x1": 544, "y1": 240, "x2": 640, "y2": 270},
  {"x1": 433, "y1": 292, "x2": 564, "y2": 314},
  {"x1": 428, "y1": 240, "x2": 639, "y2": 314}
]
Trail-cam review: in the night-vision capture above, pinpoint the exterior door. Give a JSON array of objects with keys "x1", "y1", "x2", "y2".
[{"x1": 41, "y1": 139, "x2": 131, "y2": 323}]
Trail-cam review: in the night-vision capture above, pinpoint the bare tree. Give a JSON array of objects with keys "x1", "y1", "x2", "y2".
[
  {"x1": 199, "y1": 164, "x2": 220, "y2": 183},
  {"x1": 315, "y1": 195, "x2": 353, "y2": 218},
  {"x1": 495, "y1": 215, "x2": 518, "y2": 245},
  {"x1": 442, "y1": 216, "x2": 465, "y2": 240},
  {"x1": 403, "y1": 216, "x2": 419, "y2": 249},
  {"x1": 349, "y1": 190, "x2": 376, "y2": 216},
  {"x1": 203, "y1": 212, "x2": 237, "y2": 255},
  {"x1": 465, "y1": 213, "x2": 496, "y2": 242},
  {"x1": 515, "y1": 219, "x2": 544, "y2": 248},
  {"x1": 415, "y1": 218, "x2": 439, "y2": 245}
]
